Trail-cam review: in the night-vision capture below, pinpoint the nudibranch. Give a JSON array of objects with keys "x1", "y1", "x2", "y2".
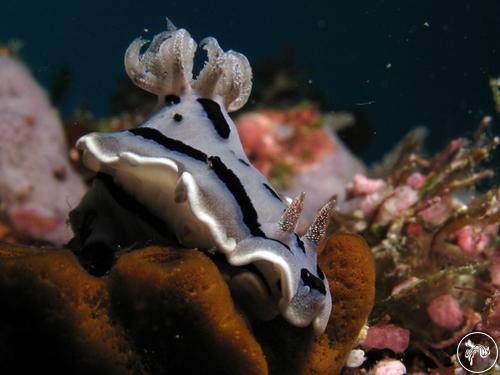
[{"x1": 76, "y1": 21, "x2": 332, "y2": 336}]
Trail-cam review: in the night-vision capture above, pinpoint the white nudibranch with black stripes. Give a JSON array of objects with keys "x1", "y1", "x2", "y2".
[{"x1": 76, "y1": 21, "x2": 332, "y2": 336}]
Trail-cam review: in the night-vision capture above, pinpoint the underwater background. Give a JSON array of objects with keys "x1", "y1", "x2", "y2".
[
  {"x1": 1, "y1": 1, "x2": 500, "y2": 374},
  {"x1": 2, "y1": 0, "x2": 499, "y2": 162}
]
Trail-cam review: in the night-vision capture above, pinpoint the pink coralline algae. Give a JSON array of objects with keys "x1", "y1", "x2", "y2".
[
  {"x1": 417, "y1": 197, "x2": 454, "y2": 227},
  {"x1": 391, "y1": 277, "x2": 420, "y2": 295},
  {"x1": 405, "y1": 172, "x2": 426, "y2": 190},
  {"x1": 454, "y1": 224, "x2": 497, "y2": 256},
  {"x1": 362, "y1": 323, "x2": 410, "y2": 353},
  {"x1": 236, "y1": 106, "x2": 365, "y2": 225},
  {"x1": 0, "y1": 57, "x2": 85, "y2": 245},
  {"x1": 368, "y1": 359, "x2": 406, "y2": 375},
  {"x1": 340, "y1": 176, "x2": 420, "y2": 225},
  {"x1": 335, "y1": 176, "x2": 388, "y2": 218},
  {"x1": 236, "y1": 107, "x2": 337, "y2": 177},
  {"x1": 235, "y1": 113, "x2": 279, "y2": 176},
  {"x1": 346, "y1": 174, "x2": 387, "y2": 196},
  {"x1": 375, "y1": 186, "x2": 419, "y2": 226},
  {"x1": 427, "y1": 294, "x2": 464, "y2": 330}
]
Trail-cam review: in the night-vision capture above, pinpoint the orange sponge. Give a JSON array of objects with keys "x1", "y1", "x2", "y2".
[
  {"x1": 0, "y1": 234, "x2": 374, "y2": 375},
  {"x1": 306, "y1": 233, "x2": 375, "y2": 374},
  {"x1": 0, "y1": 244, "x2": 142, "y2": 374},
  {"x1": 253, "y1": 233, "x2": 375, "y2": 375},
  {"x1": 109, "y1": 246, "x2": 268, "y2": 375}
]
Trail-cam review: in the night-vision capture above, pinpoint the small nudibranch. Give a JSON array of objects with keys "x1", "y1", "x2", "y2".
[{"x1": 77, "y1": 20, "x2": 333, "y2": 336}]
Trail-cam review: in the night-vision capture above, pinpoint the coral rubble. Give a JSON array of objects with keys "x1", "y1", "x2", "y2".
[{"x1": 334, "y1": 118, "x2": 500, "y2": 373}]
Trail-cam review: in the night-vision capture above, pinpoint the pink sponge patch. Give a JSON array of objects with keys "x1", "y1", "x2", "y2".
[
  {"x1": 363, "y1": 323, "x2": 410, "y2": 353},
  {"x1": 11, "y1": 206, "x2": 64, "y2": 239},
  {"x1": 369, "y1": 359, "x2": 406, "y2": 375},
  {"x1": 427, "y1": 294, "x2": 463, "y2": 330}
]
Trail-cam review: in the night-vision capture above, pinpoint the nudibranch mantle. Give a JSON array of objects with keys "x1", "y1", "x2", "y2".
[{"x1": 77, "y1": 21, "x2": 332, "y2": 336}]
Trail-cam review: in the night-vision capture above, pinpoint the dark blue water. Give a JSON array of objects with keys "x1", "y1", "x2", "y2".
[{"x1": 1, "y1": 0, "x2": 499, "y2": 162}]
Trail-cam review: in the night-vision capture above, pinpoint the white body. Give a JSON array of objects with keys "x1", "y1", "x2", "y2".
[{"x1": 77, "y1": 23, "x2": 332, "y2": 336}]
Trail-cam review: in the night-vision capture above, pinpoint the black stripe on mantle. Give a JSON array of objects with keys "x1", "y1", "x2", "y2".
[
  {"x1": 129, "y1": 127, "x2": 206, "y2": 162},
  {"x1": 207, "y1": 156, "x2": 265, "y2": 237},
  {"x1": 128, "y1": 127, "x2": 265, "y2": 237},
  {"x1": 197, "y1": 98, "x2": 231, "y2": 139}
]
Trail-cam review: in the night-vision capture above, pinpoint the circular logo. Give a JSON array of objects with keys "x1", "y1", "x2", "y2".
[{"x1": 457, "y1": 331, "x2": 498, "y2": 374}]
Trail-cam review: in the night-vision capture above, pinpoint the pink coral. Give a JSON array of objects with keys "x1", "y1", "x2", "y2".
[
  {"x1": 447, "y1": 138, "x2": 466, "y2": 154},
  {"x1": 363, "y1": 323, "x2": 410, "y2": 353},
  {"x1": 455, "y1": 225, "x2": 494, "y2": 255},
  {"x1": 368, "y1": 359, "x2": 406, "y2": 375},
  {"x1": 418, "y1": 197, "x2": 454, "y2": 226},
  {"x1": 338, "y1": 187, "x2": 388, "y2": 220},
  {"x1": 237, "y1": 108, "x2": 340, "y2": 177},
  {"x1": 375, "y1": 186, "x2": 419, "y2": 226},
  {"x1": 391, "y1": 277, "x2": 420, "y2": 295},
  {"x1": 236, "y1": 106, "x2": 365, "y2": 226},
  {"x1": 359, "y1": 190, "x2": 388, "y2": 219},
  {"x1": 237, "y1": 113, "x2": 280, "y2": 176},
  {"x1": 406, "y1": 172, "x2": 426, "y2": 190},
  {"x1": 347, "y1": 174, "x2": 386, "y2": 197},
  {"x1": 10, "y1": 205, "x2": 66, "y2": 239},
  {"x1": 0, "y1": 57, "x2": 85, "y2": 244},
  {"x1": 427, "y1": 294, "x2": 463, "y2": 330},
  {"x1": 237, "y1": 113, "x2": 278, "y2": 157}
]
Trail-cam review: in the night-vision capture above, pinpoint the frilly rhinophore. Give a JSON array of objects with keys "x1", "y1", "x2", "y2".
[{"x1": 124, "y1": 19, "x2": 252, "y2": 112}]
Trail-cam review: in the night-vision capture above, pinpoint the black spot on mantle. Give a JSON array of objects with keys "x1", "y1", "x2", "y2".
[
  {"x1": 165, "y1": 95, "x2": 181, "y2": 105},
  {"x1": 300, "y1": 268, "x2": 326, "y2": 295},
  {"x1": 197, "y1": 98, "x2": 231, "y2": 139}
]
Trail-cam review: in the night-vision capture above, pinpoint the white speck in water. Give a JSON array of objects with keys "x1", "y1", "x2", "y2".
[
  {"x1": 424, "y1": 21, "x2": 430, "y2": 27},
  {"x1": 144, "y1": 28, "x2": 149, "y2": 32},
  {"x1": 386, "y1": 63, "x2": 392, "y2": 69},
  {"x1": 308, "y1": 79, "x2": 313, "y2": 84},
  {"x1": 356, "y1": 100, "x2": 375, "y2": 106}
]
